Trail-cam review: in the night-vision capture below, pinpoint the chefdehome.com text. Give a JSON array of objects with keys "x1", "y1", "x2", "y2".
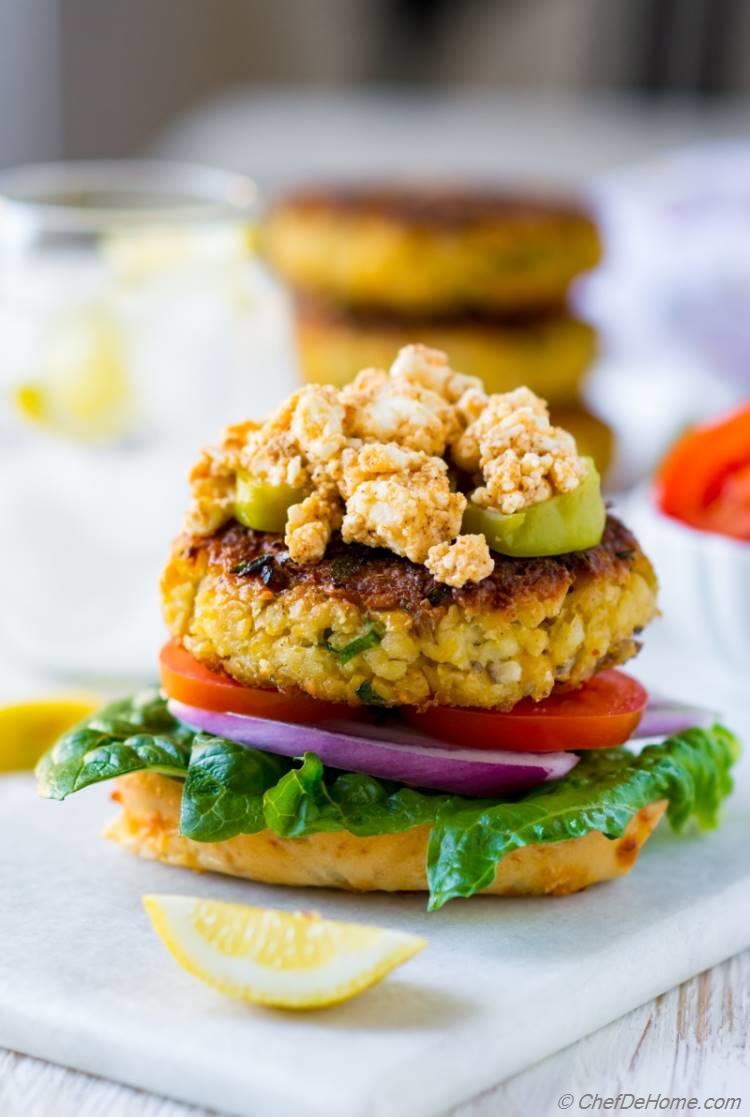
[{"x1": 557, "y1": 1094, "x2": 742, "y2": 1111}]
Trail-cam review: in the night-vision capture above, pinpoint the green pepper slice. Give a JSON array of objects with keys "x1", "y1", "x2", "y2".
[
  {"x1": 234, "y1": 472, "x2": 305, "y2": 534},
  {"x1": 462, "y1": 457, "x2": 605, "y2": 557}
]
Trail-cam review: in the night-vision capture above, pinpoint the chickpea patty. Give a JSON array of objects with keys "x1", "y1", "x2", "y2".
[
  {"x1": 161, "y1": 516, "x2": 658, "y2": 711},
  {"x1": 293, "y1": 297, "x2": 597, "y2": 403},
  {"x1": 263, "y1": 185, "x2": 602, "y2": 314}
]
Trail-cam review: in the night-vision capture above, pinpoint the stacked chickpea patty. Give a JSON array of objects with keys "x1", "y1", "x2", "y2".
[
  {"x1": 263, "y1": 187, "x2": 601, "y2": 316},
  {"x1": 263, "y1": 185, "x2": 611, "y2": 473}
]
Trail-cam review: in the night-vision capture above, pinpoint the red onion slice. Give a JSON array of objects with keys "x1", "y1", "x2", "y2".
[
  {"x1": 168, "y1": 699, "x2": 579, "y2": 798},
  {"x1": 635, "y1": 695, "x2": 717, "y2": 739}
]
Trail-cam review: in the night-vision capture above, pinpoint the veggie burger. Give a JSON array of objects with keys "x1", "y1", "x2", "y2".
[{"x1": 37, "y1": 345, "x2": 739, "y2": 910}]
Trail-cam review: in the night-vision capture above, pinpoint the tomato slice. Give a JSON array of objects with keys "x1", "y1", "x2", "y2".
[
  {"x1": 159, "y1": 640, "x2": 353, "y2": 724},
  {"x1": 161, "y1": 643, "x2": 646, "y2": 750},
  {"x1": 403, "y1": 670, "x2": 648, "y2": 752},
  {"x1": 657, "y1": 405, "x2": 750, "y2": 540}
]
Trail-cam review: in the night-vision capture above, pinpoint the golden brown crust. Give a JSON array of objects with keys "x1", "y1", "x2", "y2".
[
  {"x1": 293, "y1": 297, "x2": 597, "y2": 404},
  {"x1": 263, "y1": 185, "x2": 602, "y2": 314},
  {"x1": 270, "y1": 185, "x2": 597, "y2": 231},
  {"x1": 107, "y1": 771, "x2": 667, "y2": 897},
  {"x1": 170, "y1": 515, "x2": 645, "y2": 620}
]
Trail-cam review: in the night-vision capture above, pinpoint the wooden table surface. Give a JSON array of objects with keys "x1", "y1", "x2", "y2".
[{"x1": 2, "y1": 951, "x2": 747, "y2": 1117}]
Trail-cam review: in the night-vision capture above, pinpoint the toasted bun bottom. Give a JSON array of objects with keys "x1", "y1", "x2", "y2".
[{"x1": 107, "y1": 772, "x2": 666, "y2": 899}]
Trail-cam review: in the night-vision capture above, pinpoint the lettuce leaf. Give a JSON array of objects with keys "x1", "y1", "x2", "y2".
[
  {"x1": 425, "y1": 725, "x2": 739, "y2": 909},
  {"x1": 263, "y1": 753, "x2": 447, "y2": 839},
  {"x1": 36, "y1": 691, "x2": 739, "y2": 910},
  {"x1": 36, "y1": 690, "x2": 193, "y2": 799},
  {"x1": 183, "y1": 746, "x2": 446, "y2": 841},
  {"x1": 180, "y1": 736, "x2": 291, "y2": 841}
]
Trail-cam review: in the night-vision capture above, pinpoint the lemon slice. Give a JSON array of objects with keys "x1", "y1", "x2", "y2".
[
  {"x1": 14, "y1": 305, "x2": 132, "y2": 442},
  {"x1": 143, "y1": 895, "x2": 426, "y2": 1009},
  {"x1": 0, "y1": 695, "x2": 100, "y2": 772},
  {"x1": 102, "y1": 225, "x2": 251, "y2": 283}
]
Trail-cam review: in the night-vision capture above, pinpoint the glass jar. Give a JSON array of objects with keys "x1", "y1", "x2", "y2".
[{"x1": 0, "y1": 161, "x2": 297, "y2": 683}]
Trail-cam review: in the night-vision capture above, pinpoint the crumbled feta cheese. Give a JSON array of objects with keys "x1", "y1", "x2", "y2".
[
  {"x1": 184, "y1": 449, "x2": 237, "y2": 535},
  {"x1": 289, "y1": 384, "x2": 347, "y2": 464},
  {"x1": 454, "y1": 387, "x2": 585, "y2": 514},
  {"x1": 339, "y1": 441, "x2": 421, "y2": 496},
  {"x1": 425, "y1": 534, "x2": 494, "y2": 588},
  {"x1": 241, "y1": 394, "x2": 308, "y2": 489},
  {"x1": 390, "y1": 343, "x2": 483, "y2": 404},
  {"x1": 341, "y1": 365, "x2": 458, "y2": 456},
  {"x1": 341, "y1": 444, "x2": 465, "y2": 563},
  {"x1": 184, "y1": 424, "x2": 259, "y2": 535},
  {"x1": 285, "y1": 487, "x2": 343, "y2": 564},
  {"x1": 184, "y1": 347, "x2": 584, "y2": 580},
  {"x1": 242, "y1": 386, "x2": 345, "y2": 488}
]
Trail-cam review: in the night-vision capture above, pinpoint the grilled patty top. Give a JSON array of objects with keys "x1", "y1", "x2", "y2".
[
  {"x1": 270, "y1": 185, "x2": 596, "y2": 231},
  {"x1": 179, "y1": 514, "x2": 642, "y2": 619}
]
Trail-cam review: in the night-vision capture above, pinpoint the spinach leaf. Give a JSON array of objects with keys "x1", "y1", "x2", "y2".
[
  {"x1": 36, "y1": 689, "x2": 192, "y2": 799},
  {"x1": 180, "y1": 736, "x2": 291, "y2": 842},
  {"x1": 263, "y1": 753, "x2": 445, "y2": 838}
]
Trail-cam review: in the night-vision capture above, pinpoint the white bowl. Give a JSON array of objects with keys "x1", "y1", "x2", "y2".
[{"x1": 626, "y1": 487, "x2": 750, "y2": 676}]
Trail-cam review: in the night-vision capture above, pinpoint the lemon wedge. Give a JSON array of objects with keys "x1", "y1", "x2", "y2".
[
  {"x1": 14, "y1": 304, "x2": 132, "y2": 442},
  {"x1": 143, "y1": 895, "x2": 426, "y2": 1009},
  {"x1": 0, "y1": 695, "x2": 100, "y2": 772}
]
